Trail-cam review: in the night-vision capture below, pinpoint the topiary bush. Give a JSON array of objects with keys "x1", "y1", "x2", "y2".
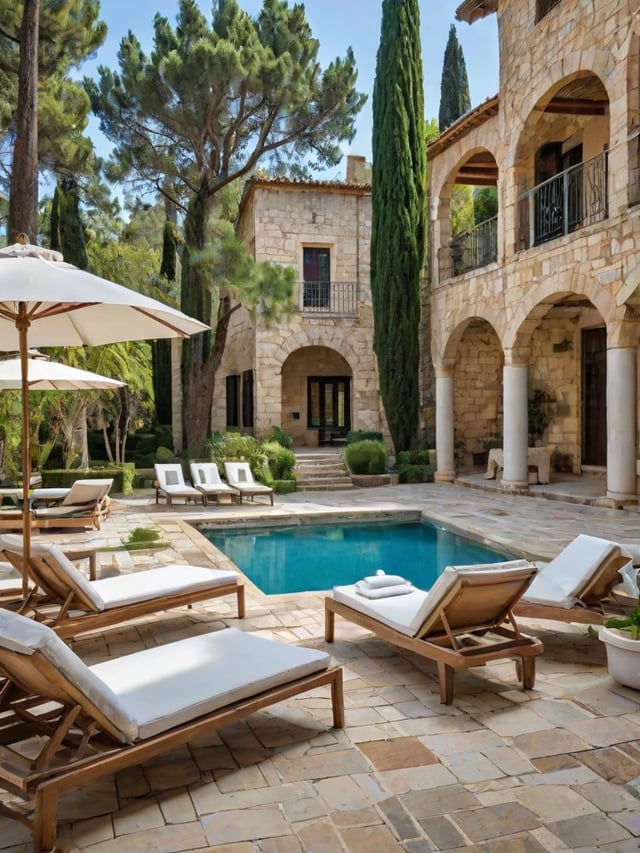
[
  {"x1": 344, "y1": 440, "x2": 388, "y2": 475},
  {"x1": 155, "y1": 445, "x2": 176, "y2": 463}
]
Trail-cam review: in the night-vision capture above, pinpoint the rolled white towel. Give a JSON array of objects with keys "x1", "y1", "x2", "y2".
[
  {"x1": 363, "y1": 571, "x2": 410, "y2": 588},
  {"x1": 355, "y1": 581, "x2": 416, "y2": 599}
]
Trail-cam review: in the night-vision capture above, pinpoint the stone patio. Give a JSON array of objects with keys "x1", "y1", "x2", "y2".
[{"x1": 1, "y1": 482, "x2": 640, "y2": 851}]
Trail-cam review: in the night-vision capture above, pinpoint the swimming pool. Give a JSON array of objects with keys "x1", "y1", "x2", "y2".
[{"x1": 205, "y1": 519, "x2": 509, "y2": 595}]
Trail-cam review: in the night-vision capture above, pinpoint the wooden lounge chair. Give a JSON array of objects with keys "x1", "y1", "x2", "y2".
[
  {"x1": 154, "y1": 463, "x2": 202, "y2": 506},
  {"x1": 325, "y1": 560, "x2": 544, "y2": 704},
  {"x1": 0, "y1": 609, "x2": 344, "y2": 853},
  {"x1": 223, "y1": 461, "x2": 274, "y2": 506},
  {"x1": 513, "y1": 534, "x2": 634, "y2": 624},
  {"x1": 33, "y1": 478, "x2": 113, "y2": 531},
  {"x1": 189, "y1": 460, "x2": 240, "y2": 506},
  {"x1": 0, "y1": 534, "x2": 245, "y2": 638},
  {"x1": 0, "y1": 508, "x2": 33, "y2": 531}
]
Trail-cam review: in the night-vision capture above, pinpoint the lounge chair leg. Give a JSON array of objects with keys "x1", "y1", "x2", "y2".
[
  {"x1": 325, "y1": 605, "x2": 335, "y2": 642},
  {"x1": 33, "y1": 784, "x2": 58, "y2": 853},
  {"x1": 236, "y1": 585, "x2": 246, "y2": 619},
  {"x1": 331, "y1": 668, "x2": 345, "y2": 729},
  {"x1": 520, "y1": 656, "x2": 536, "y2": 690},
  {"x1": 437, "y1": 661, "x2": 455, "y2": 704}
]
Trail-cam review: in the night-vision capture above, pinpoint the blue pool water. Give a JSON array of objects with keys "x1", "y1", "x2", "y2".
[{"x1": 205, "y1": 520, "x2": 509, "y2": 595}]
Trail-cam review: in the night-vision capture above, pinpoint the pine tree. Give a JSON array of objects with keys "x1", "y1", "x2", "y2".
[
  {"x1": 87, "y1": 0, "x2": 366, "y2": 452},
  {"x1": 371, "y1": 0, "x2": 426, "y2": 452},
  {"x1": 438, "y1": 24, "x2": 471, "y2": 133}
]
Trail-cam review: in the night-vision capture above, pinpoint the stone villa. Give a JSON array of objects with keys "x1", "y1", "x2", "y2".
[
  {"x1": 209, "y1": 0, "x2": 640, "y2": 507},
  {"x1": 428, "y1": 0, "x2": 640, "y2": 506}
]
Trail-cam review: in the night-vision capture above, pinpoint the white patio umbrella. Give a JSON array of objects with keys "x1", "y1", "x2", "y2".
[
  {"x1": 0, "y1": 240, "x2": 208, "y2": 573},
  {"x1": 0, "y1": 354, "x2": 125, "y2": 391}
]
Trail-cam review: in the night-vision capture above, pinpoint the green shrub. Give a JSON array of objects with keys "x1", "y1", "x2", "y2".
[
  {"x1": 41, "y1": 463, "x2": 135, "y2": 494},
  {"x1": 397, "y1": 461, "x2": 436, "y2": 484},
  {"x1": 155, "y1": 445, "x2": 176, "y2": 463},
  {"x1": 397, "y1": 450, "x2": 432, "y2": 466},
  {"x1": 266, "y1": 426, "x2": 293, "y2": 448},
  {"x1": 261, "y1": 441, "x2": 296, "y2": 480},
  {"x1": 207, "y1": 432, "x2": 268, "y2": 480},
  {"x1": 346, "y1": 430, "x2": 384, "y2": 445},
  {"x1": 127, "y1": 527, "x2": 161, "y2": 544},
  {"x1": 344, "y1": 440, "x2": 388, "y2": 475},
  {"x1": 273, "y1": 479, "x2": 297, "y2": 494}
]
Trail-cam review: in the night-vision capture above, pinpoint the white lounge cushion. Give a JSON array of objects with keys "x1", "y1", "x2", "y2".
[
  {"x1": 91, "y1": 564, "x2": 239, "y2": 610},
  {"x1": 224, "y1": 462, "x2": 273, "y2": 493},
  {"x1": 523, "y1": 534, "x2": 618, "y2": 608},
  {"x1": 1, "y1": 535, "x2": 103, "y2": 609},
  {"x1": 0, "y1": 613, "x2": 330, "y2": 744},
  {"x1": 91, "y1": 627, "x2": 331, "y2": 740},
  {"x1": 334, "y1": 559, "x2": 534, "y2": 637},
  {"x1": 0, "y1": 535, "x2": 238, "y2": 612},
  {"x1": 190, "y1": 462, "x2": 237, "y2": 493},
  {"x1": 0, "y1": 609, "x2": 137, "y2": 741}
]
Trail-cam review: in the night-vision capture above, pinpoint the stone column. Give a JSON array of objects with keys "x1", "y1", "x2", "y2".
[
  {"x1": 606, "y1": 345, "x2": 637, "y2": 506},
  {"x1": 502, "y1": 362, "x2": 529, "y2": 491},
  {"x1": 435, "y1": 363, "x2": 455, "y2": 482}
]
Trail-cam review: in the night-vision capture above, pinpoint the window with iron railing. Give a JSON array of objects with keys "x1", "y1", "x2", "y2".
[
  {"x1": 299, "y1": 281, "x2": 358, "y2": 316},
  {"x1": 518, "y1": 150, "x2": 608, "y2": 250},
  {"x1": 536, "y1": 0, "x2": 562, "y2": 23}
]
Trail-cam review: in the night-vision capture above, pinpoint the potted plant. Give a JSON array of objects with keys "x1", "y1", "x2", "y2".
[{"x1": 600, "y1": 596, "x2": 640, "y2": 690}]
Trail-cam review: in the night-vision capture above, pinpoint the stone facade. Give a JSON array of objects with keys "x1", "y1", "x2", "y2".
[
  {"x1": 428, "y1": 0, "x2": 640, "y2": 504},
  {"x1": 216, "y1": 160, "x2": 387, "y2": 448}
]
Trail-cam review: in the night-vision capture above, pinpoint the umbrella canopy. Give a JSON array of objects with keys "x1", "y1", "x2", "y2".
[
  {"x1": 0, "y1": 243, "x2": 206, "y2": 348},
  {"x1": 0, "y1": 356, "x2": 125, "y2": 391},
  {"x1": 0, "y1": 240, "x2": 208, "y2": 575}
]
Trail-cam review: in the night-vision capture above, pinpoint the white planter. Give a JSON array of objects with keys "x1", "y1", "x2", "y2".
[{"x1": 599, "y1": 626, "x2": 640, "y2": 690}]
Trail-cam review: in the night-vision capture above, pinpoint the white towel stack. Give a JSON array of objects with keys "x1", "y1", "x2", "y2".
[{"x1": 355, "y1": 570, "x2": 415, "y2": 599}]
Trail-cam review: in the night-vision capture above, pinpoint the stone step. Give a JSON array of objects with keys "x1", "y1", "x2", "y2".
[
  {"x1": 295, "y1": 479, "x2": 354, "y2": 491},
  {"x1": 296, "y1": 475, "x2": 352, "y2": 486},
  {"x1": 295, "y1": 463, "x2": 347, "y2": 476}
]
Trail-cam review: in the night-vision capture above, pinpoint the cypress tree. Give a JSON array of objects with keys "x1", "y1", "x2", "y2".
[
  {"x1": 371, "y1": 0, "x2": 426, "y2": 452},
  {"x1": 438, "y1": 24, "x2": 471, "y2": 132},
  {"x1": 50, "y1": 177, "x2": 88, "y2": 269}
]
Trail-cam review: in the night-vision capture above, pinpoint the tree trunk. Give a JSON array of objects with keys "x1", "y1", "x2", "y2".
[
  {"x1": 9, "y1": 0, "x2": 39, "y2": 243},
  {"x1": 180, "y1": 191, "x2": 214, "y2": 454}
]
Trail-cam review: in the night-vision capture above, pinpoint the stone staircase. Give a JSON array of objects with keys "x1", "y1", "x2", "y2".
[{"x1": 294, "y1": 449, "x2": 353, "y2": 491}]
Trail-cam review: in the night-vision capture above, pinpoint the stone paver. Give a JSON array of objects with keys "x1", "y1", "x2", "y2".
[{"x1": 2, "y1": 482, "x2": 640, "y2": 851}]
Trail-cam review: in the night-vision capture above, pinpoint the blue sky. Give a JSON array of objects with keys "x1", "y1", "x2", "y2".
[{"x1": 83, "y1": 1, "x2": 499, "y2": 179}]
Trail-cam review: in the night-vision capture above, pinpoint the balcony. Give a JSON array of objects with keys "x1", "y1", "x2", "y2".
[
  {"x1": 518, "y1": 151, "x2": 608, "y2": 250},
  {"x1": 299, "y1": 280, "x2": 358, "y2": 317},
  {"x1": 449, "y1": 215, "x2": 498, "y2": 277}
]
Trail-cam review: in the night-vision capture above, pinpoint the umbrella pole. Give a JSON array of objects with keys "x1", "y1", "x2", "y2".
[{"x1": 17, "y1": 306, "x2": 31, "y2": 596}]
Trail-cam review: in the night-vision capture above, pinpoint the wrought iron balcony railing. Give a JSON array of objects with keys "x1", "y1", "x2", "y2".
[
  {"x1": 299, "y1": 280, "x2": 358, "y2": 317},
  {"x1": 449, "y1": 215, "x2": 498, "y2": 277},
  {"x1": 518, "y1": 151, "x2": 608, "y2": 250}
]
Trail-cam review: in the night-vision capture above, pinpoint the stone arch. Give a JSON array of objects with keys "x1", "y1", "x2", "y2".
[{"x1": 272, "y1": 327, "x2": 359, "y2": 371}]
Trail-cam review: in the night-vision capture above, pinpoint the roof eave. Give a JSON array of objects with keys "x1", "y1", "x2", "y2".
[{"x1": 456, "y1": 0, "x2": 498, "y2": 24}]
